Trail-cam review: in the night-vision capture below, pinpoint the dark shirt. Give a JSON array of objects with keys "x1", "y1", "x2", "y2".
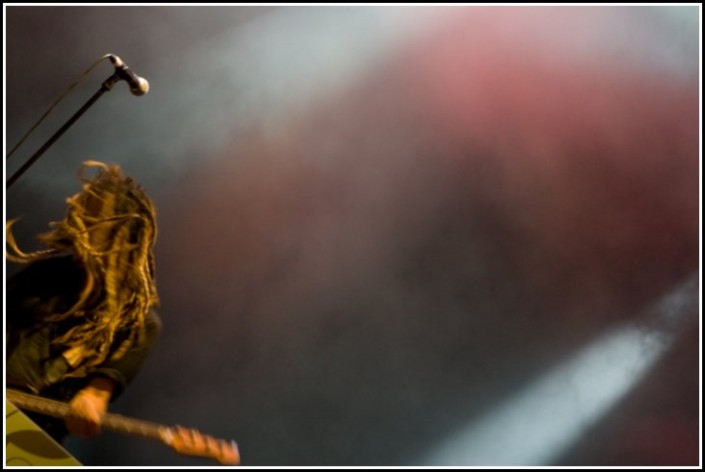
[{"x1": 6, "y1": 255, "x2": 161, "y2": 442}]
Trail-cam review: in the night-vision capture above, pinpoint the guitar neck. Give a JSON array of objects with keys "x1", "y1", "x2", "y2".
[{"x1": 6, "y1": 389, "x2": 166, "y2": 441}]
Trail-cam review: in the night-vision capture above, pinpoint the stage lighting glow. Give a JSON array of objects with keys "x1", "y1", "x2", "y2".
[{"x1": 421, "y1": 275, "x2": 696, "y2": 466}]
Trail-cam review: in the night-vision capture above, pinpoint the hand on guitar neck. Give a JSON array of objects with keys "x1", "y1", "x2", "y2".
[
  {"x1": 161, "y1": 426, "x2": 240, "y2": 466},
  {"x1": 65, "y1": 377, "x2": 115, "y2": 438}
]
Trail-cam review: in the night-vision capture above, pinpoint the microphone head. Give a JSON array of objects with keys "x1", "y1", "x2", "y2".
[
  {"x1": 109, "y1": 54, "x2": 149, "y2": 96},
  {"x1": 132, "y1": 77, "x2": 150, "y2": 96}
]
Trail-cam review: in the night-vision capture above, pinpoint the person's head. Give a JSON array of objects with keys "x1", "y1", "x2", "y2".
[
  {"x1": 7, "y1": 161, "x2": 159, "y2": 369},
  {"x1": 56, "y1": 160, "x2": 158, "y2": 283}
]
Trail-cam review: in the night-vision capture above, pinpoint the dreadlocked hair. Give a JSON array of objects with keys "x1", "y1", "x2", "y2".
[{"x1": 6, "y1": 161, "x2": 159, "y2": 372}]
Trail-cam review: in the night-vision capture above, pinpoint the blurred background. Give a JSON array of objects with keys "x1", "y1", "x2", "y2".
[{"x1": 4, "y1": 5, "x2": 700, "y2": 467}]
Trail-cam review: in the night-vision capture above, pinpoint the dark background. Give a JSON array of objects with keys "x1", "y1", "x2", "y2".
[{"x1": 5, "y1": 5, "x2": 700, "y2": 466}]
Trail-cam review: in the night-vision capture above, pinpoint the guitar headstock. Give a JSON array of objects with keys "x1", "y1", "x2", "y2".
[{"x1": 160, "y1": 426, "x2": 240, "y2": 465}]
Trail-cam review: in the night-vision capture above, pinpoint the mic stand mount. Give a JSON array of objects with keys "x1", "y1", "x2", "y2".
[{"x1": 6, "y1": 72, "x2": 123, "y2": 189}]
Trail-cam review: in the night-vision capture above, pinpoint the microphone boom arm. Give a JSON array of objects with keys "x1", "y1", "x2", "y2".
[{"x1": 7, "y1": 61, "x2": 143, "y2": 189}]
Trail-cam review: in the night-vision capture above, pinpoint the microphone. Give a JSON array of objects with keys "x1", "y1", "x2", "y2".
[{"x1": 108, "y1": 54, "x2": 149, "y2": 96}]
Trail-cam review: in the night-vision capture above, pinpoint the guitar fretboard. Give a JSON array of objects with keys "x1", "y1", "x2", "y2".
[{"x1": 6, "y1": 389, "x2": 166, "y2": 441}]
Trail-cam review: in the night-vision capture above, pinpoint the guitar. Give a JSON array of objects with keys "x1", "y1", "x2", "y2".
[{"x1": 6, "y1": 389, "x2": 240, "y2": 465}]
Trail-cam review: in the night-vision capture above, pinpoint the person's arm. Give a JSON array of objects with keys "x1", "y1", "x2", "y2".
[
  {"x1": 91, "y1": 310, "x2": 162, "y2": 399},
  {"x1": 65, "y1": 310, "x2": 162, "y2": 437}
]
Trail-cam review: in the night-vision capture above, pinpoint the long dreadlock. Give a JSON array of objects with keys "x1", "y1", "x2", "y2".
[{"x1": 6, "y1": 161, "x2": 159, "y2": 374}]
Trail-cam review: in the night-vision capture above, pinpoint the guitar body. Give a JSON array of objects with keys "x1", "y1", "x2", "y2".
[{"x1": 5, "y1": 400, "x2": 82, "y2": 466}]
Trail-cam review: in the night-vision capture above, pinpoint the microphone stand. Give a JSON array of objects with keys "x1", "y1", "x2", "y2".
[{"x1": 6, "y1": 72, "x2": 123, "y2": 189}]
